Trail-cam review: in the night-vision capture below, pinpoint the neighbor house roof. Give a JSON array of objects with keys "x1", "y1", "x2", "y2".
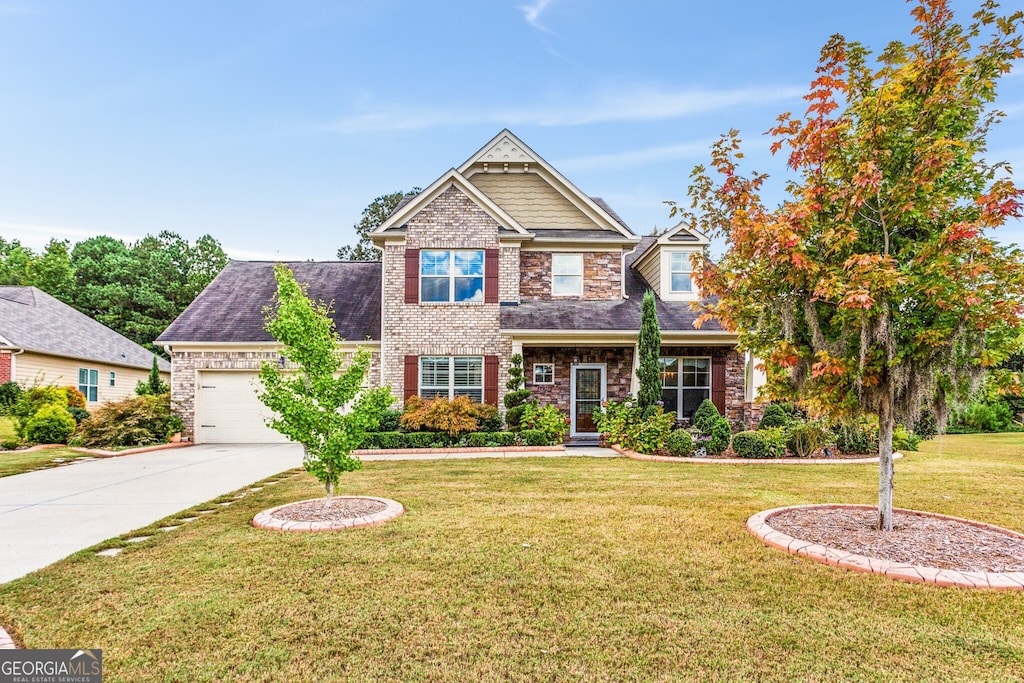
[
  {"x1": 157, "y1": 261, "x2": 382, "y2": 344},
  {"x1": 499, "y1": 237, "x2": 725, "y2": 333},
  {"x1": 0, "y1": 286, "x2": 171, "y2": 371}
]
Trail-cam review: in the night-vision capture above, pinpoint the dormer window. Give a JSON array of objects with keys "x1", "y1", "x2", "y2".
[
  {"x1": 670, "y1": 252, "x2": 693, "y2": 293},
  {"x1": 552, "y1": 253, "x2": 583, "y2": 296},
  {"x1": 420, "y1": 250, "x2": 484, "y2": 303}
]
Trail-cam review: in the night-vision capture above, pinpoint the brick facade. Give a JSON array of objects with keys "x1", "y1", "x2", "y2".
[
  {"x1": 523, "y1": 347, "x2": 634, "y2": 416},
  {"x1": 170, "y1": 348, "x2": 381, "y2": 441},
  {"x1": 382, "y1": 185, "x2": 514, "y2": 407},
  {"x1": 520, "y1": 251, "x2": 623, "y2": 301},
  {"x1": 0, "y1": 351, "x2": 10, "y2": 384}
]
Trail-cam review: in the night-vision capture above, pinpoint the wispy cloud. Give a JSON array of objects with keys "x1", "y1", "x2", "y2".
[
  {"x1": 520, "y1": 0, "x2": 554, "y2": 32},
  {"x1": 555, "y1": 140, "x2": 713, "y2": 171},
  {"x1": 327, "y1": 84, "x2": 805, "y2": 133}
]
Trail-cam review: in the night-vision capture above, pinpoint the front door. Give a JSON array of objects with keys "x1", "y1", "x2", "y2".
[{"x1": 571, "y1": 364, "x2": 606, "y2": 437}]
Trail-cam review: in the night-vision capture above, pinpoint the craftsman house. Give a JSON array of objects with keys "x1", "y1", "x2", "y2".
[{"x1": 158, "y1": 130, "x2": 765, "y2": 443}]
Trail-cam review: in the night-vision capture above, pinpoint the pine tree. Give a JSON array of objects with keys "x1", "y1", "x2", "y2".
[{"x1": 636, "y1": 290, "x2": 662, "y2": 412}]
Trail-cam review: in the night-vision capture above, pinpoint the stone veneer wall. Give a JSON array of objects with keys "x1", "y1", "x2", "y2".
[
  {"x1": 382, "y1": 185, "x2": 515, "y2": 408},
  {"x1": 522, "y1": 347, "x2": 634, "y2": 416},
  {"x1": 661, "y1": 346, "x2": 747, "y2": 428},
  {"x1": 520, "y1": 251, "x2": 623, "y2": 300},
  {"x1": 170, "y1": 348, "x2": 381, "y2": 441}
]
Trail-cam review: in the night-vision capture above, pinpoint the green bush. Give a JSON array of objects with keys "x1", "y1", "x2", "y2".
[
  {"x1": 707, "y1": 416, "x2": 732, "y2": 455},
  {"x1": 830, "y1": 419, "x2": 878, "y2": 455},
  {"x1": 893, "y1": 424, "x2": 922, "y2": 452},
  {"x1": 594, "y1": 396, "x2": 675, "y2": 453},
  {"x1": 12, "y1": 386, "x2": 68, "y2": 437},
  {"x1": 75, "y1": 395, "x2": 177, "y2": 448},
  {"x1": 401, "y1": 395, "x2": 498, "y2": 436},
  {"x1": 732, "y1": 430, "x2": 769, "y2": 458},
  {"x1": 24, "y1": 403, "x2": 76, "y2": 444},
  {"x1": 519, "y1": 403, "x2": 569, "y2": 445},
  {"x1": 518, "y1": 429, "x2": 550, "y2": 447},
  {"x1": 664, "y1": 429, "x2": 694, "y2": 457},
  {"x1": 67, "y1": 407, "x2": 90, "y2": 424},
  {"x1": 760, "y1": 426, "x2": 789, "y2": 458},
  {"x1": 758, "y1": 403, "x2": 791, "y2": 430},
  {"x1": 952, "y1": 401, "x2": 1015, "y2": 433},
  {"x1": 0, "y1": 381, "x2": 22, "y2": 415},
  {"x1": 466, "y1": 431, "x2": 516, "y2": 448},
  {"x1": 1, "y1": 440, "x2": 20, "y2": 450},
  {"x1": 405, "y1": 431, "x2": 448, "y2": 449},
  {"x1": 504, "y1": 354, "x2": 531, "y2": 431},
  {"x1": 477, "y1": 412, "x2": 505, "y2": 433},
  {"x1": 376, "y1": 409, "x2": 404, "y2": 433},
  {"x1": 692, "y1": 399, "x2": 721, "y2": 435},
  {"x1": 787, "y1": 424, "x2": 827, "y2": 458}
]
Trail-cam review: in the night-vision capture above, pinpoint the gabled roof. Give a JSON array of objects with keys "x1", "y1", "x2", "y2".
[
  {"x1": 157, "y1": 261, "x2": 382, "y2": 344},
  {"x1": 458, "y1": 130, "x2": 638, "y2": 240},
  {"x1": 372, "y1": 169, "x2": 531, "y2": 237},
  {"x1": 0, "y1": 286, "x2": 170, "y2": 371},
  {"x1": 632, "y1": 220, "x2": 710, "y2": 275}
]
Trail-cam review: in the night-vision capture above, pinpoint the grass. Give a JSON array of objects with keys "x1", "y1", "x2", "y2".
[
  {"x1": 0, "y1": 416, "x2": 99, "y2": 478},
  {"x1": 0, "y1": 433, "x2": 1022, "y2": 681}
]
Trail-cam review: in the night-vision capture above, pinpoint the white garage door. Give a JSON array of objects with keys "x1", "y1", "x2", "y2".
[{"x1": 196, "y1": 371, "x2": 290, "y2": 444}]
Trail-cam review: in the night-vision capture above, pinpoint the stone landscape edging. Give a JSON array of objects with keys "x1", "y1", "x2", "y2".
[
  {"x1": 747, "y1": 503, "x2": 1024, "y2": 590},
  {"x1": 354, "y1": 445, "x2": 565, "y2": 456},
  {"x1": 252, "y1": 496, "x2": 405, "y2": 532},
  {"x1": 612, "y1": 444, "x2": 902, "y2": 464}
]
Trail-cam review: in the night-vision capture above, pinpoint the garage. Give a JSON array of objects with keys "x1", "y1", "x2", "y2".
[{"x1": 195, "y1": 371, "x2": 290, "y2": 444}]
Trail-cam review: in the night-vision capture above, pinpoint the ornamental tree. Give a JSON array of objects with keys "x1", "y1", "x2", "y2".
[
  {"x1": 636, "y1": 289, "x2": 663, "y2": 412},
  {"x1": 674, "y1": 0, "x2": 1024, "y2": 530},
  {"x1": 257, "y1": 265, "x2": 394, "y2": 504}
]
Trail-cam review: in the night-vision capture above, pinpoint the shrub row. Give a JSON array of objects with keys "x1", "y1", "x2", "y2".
[{"x1": 359, "y1": 429, "x2": 555, "y2": 450}]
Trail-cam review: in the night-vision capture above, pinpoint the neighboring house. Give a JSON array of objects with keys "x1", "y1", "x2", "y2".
[
  {"x1": 158, "y1": 130, "x2": 766, "y2": 444},
  {"x1": 0, "y1": 286, "x2": 171, "y2": 405}
]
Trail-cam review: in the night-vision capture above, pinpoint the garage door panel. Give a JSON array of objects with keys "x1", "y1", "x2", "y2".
[{"x1": 197, "y1": 372, "x2": 290, "y2": 444}]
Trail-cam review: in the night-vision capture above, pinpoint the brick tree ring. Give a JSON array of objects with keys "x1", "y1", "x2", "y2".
[
  {"x1": 253, "y1": 496, "x2": 404, "y2": 532},
  {"x1": 747, "y1": 504, "x2": 1024, "y2": 590}
]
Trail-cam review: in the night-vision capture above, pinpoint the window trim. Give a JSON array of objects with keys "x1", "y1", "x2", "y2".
[
  {"x1": 418, "y1": 355, "x2": 484, "y2": 401},
  {"x1": 551, "y1": 253, "x2": 583, "y2": 297},
  {"x1": 660, "y1": 356, "x2": 711, "y2": 420},
  {"x1": 661, "y1": 249, "x2": 700, "y2": 301},
  {"x1": 532, "y1": 363, "x2": 555, "y2": 385},
  {"x1": 419, "y1": 249, "x2": 485, "y2": 304},
  {"x1": 669, "y1": 252, "x2": 693, "y2": 293},
  {"x1": 78, "y1": 367, "x2": 99, "y2": 403}
]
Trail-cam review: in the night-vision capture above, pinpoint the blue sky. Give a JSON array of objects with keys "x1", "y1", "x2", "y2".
[{"x1": 2, "y1": 0, "x2": 1022, "y2": 260}]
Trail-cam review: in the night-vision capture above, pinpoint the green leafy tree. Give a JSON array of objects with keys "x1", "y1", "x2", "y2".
[
  {"x1": 337, "y1": 189, "x2": 421, "y2": 261},
  {"x1": 0, "y1": 238, "x2": 34, "y2": 285},
  {"x1": 257, "y1": 264, "x2": 394, "y2": 503},
  {"x1": 674, "y1": 0, "x2": 1024, "y2": 529},
  {"x1": 636, "y1": 290, "x2": 663, "y2": 412},
  {"x1": 136, "y1": 356, "x2": 169, "y2": 396}
]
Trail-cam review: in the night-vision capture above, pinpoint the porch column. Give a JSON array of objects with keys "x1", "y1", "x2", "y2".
[
  {"x1": 512, "y1": 340, "x2": 523, "y2": 358},
  {"x1": 630, "y1": 342, "x2": 640, "y2": 396}
]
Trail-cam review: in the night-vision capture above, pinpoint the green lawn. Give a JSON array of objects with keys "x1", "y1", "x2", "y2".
[
  {"x1": 0, "y1": 417, "x2": 98, "y2": 477},
  {"x1": 1, "y1": 434, "x2": 1022, "y2": 681}
]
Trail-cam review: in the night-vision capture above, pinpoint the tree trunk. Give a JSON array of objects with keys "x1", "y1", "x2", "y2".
[
  {"x1": 325, "y1": 463, "x2": 334, "y2": 509},
  {"x1": 877, "y1": 398, "x2": 895, "y2": 531}
]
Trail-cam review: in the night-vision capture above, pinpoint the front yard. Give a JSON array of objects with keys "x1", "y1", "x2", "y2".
[{"x1": 0, "y1": 434, "x2": 1022, "y2": 681}]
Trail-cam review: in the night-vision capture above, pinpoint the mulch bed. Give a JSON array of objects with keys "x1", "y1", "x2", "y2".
[
  {"x1": 268, "y1": 497, "x2": 388, "y2": 523},
  {"x1": 768, "y1": 507, "x2": 1024, "y2": 573}
]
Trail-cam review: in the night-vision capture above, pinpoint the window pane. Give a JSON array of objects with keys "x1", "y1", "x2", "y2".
[
  {"x1": 453, "y1": 357, "x2": 482, "y2": 387},
  {"x1": 671, "y1": 252, "x2": 692, "y2": 273},
  {"x1": 659, "y1": 358, "x2": 678, "y2": 387},
  {"x1": 671, "y1": 272, "x2": 692, "y2": 292},
  {"x1": 109, "y1": 372, "x2": 116, "y2": 386},
  {"x1": 534, "y1": 364, "x2": 553, "y2": 383},
  {"x1": 454, "y1": 388, "x2": 483, "y2": 402},
  {"x1": 662, "y1": 388, "x2": 679, "y2": 415},
  {"x1": 420, "y1": 388, "x2": 449, "y2": 399},
  {"x1": 552, "y1": 253, "x2": 582, "y2": 275},
  {"x1": 454, "y1": 250, "x2": 483, "y2": 276},
  {"x1": 682, "y1": 358, "x2": 710, "y2": 388},
  {"x1": 420, "y1": 250, "x2": 450, "y2": 276},
  {"x1": 79, "y1": 368, "x2": 88, "y2": 384},
  {"x1": 89, "y1": 369, "x2": 98, "y2": 384},
  {"x1": 88, "y1": 386, "x2": 98, "y2": 403},
  {"x1": 454, "y1": 276, "x2": 483, "y2": 302},
  {"x1": 681, "y1": 389, "x2": 709, "y2": 420},
  {"x1": 420, "y1": 357, "x2": 450, "y2": 388},
  {"x1": 421, "y1": 276, "x2": 450, "y2": 302},
  {"x1": 552, "y1": 275, "x2": 582, "y2": 296}
]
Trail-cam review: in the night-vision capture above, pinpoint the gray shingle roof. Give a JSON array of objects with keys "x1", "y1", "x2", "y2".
[
  {"x1": 0, "y1": 287, "x2": 171, "y2": 371},
  {"x1": 157, "y1": 261, "x2": 382, "y2": 343},
  {"x1": 499, "y1": 236, "x2": 725, "y2": 333}
]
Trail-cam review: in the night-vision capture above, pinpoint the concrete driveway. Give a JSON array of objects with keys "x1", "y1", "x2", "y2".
[{"x1": 0, "y1": 444, "x2": 303, "y2": 584}]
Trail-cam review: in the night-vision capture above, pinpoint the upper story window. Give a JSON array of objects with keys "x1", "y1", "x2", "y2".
[
  {"x1": 670, "y1": 252, "x2": 693, "y2": 293},
  {"x1": 551, "y1": 253, "x2": 583, "y2": 296},
  {"x1": 78, "y1": 368, "x2": 98, "y2": 402},
  {"x1": 420, "y1": 250, "x2": 484, "y2": 303}
]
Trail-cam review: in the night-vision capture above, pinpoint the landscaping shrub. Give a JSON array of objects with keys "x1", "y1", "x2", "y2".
[
  {"x1": 0, "y1": 381, "x2": 22, "y2": 415},
  {"x1": 758, "y1": 403, "x2": 790, "y2": 430},
  {"x1": 951, "y1": 401, "x2": 1015, "y2": 433},
  {"x1": 519, "y1": 403, "x2": 569, "y2": 445},
  {"x1": 404, "y1": 431, "x2": 448, "y2": 449},
  {"x1": 893, "y1": 424, "x2": 922, "y2": 452},
  {"x1": 12, "y1": 386, "x2": 68, "y2": 437},
  {"x1": 707, "y1": 416, "x2": 732, "y2": 456},
  {"x1": 504, "y1": 354, "x2": 531, "y2": 431},
  {"x1": 518, "y1": 429, "x2": 549, "y2": 447},
  {"x1": 1, "y1": 440, "x2": 20, "y2": 450},
  {"x1": 664, "y1": 428, "x2": 694, "y2": 457},
  {"x1": 466, "y1": 431, "x2": 516, "y2": 448},
  {"x1": 62, "y1": 386, "x2": 87, "y2": 409},
  {"x1": 593, "y1": 397, "x2": 674, "y2": 453},
  {"x1": 692, "y1": 399, "x2": 721, "y2": 435},
  {"x1": 760, "y1": 426, "x2": 789, "y2": 458},
  {"x1": 24, "y1": 403, "x2": 76, "y2": 444},
  {"x1": 830, "y1": 419, "x2": 878, "y2": 455},
  {"x1": 67, "y1": 406, "x2": 90, "y2": 424},
  {"x1": 731, "y1": 430, "x2": 770, "y2": 458},
  {"x1": 477, "y1": 412, "x2": 504, "y2": 433},
  {"x1": 360, "y1": 432, "x2": 405, "y2": 449},
  {"x1": 786, "y1": 424, "x2": 827, "y2": 458},
  {"x1": 76, "y1": 395, "x2": 176, "y2": 448},
  {"x1": 401, "y1": 396, "x2": 498, "y2": 436},
  {"x1": 376, "y1": 409, "x2": 404, "y2": 433}
]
